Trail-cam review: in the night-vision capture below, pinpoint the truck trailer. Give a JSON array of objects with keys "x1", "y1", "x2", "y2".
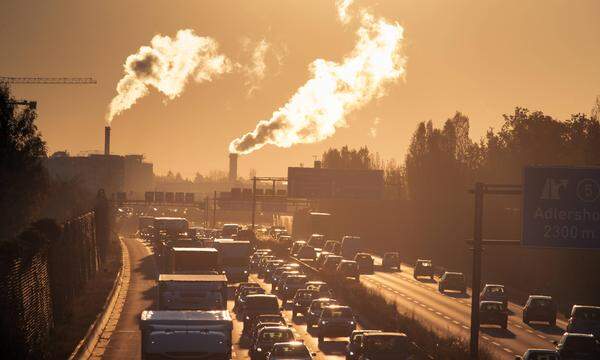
[
  {"x1": 140, "y1": 310, "x2": 232, "y2": 360},
  {"x1": 167, "y1": 247, "x2": 221, "y2": 274},
  {"x1": 158, "y1": 274, "x2": 228, "y2": 311},
  {"x1": 214, "y1": 239, "x2": 250, "y2": 282}
]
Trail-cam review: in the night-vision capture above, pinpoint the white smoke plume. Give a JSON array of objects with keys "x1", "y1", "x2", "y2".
[
  {"x1": 229, "y1": 8, "x2": 406, "y2": 155},
  {"x1": 369, "y1": 117, "x2": 380, "y2": 138},
  {"x1": 336, "y1": 0, "x2": 354, "y2": 23},
  {"x1": 244, "y1": 38, "x2": 270, "y2": 95},
  {"x1": 106, "y1": 29, "x2": 231, "y2": 124}
]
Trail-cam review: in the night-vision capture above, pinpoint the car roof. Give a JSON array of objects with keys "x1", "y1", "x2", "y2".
[
  {"x1": 258, "y1": 325, "x2": 292, "y2": 333},
  {"x1": 564, "y1": 332, "x2": 596, "y2": 338},
  {"x1": 363, "y1": 332, "x2": 408, "y2": 338},
  {"x1": 572, "y1": 305, "x2": 600, "y2": 310},
  {"x1": 312, "y1": 297, "x2": 336, "y2": 303},
  {"x1": 287, "y1": 274, "x2": 307, "y2": 278},
  {"x1": 272, "y1": 341, "x2": 307, "y2": 348},
  {"x1": 323, "y1": 304, "x2": 351, "y2": 310},
  {"x1": 529, "y1": 295, "x2": 552, "y2": 300},
  {"x1": 340, "y1": 260, "x2": 357, "y2": 264},
  {"x1": 444, "y1": 272, "x2": 464, "y2": 275},
  {"x1": 352, "y1": 329, "x2": 382, "y2": 335},
  {"x1": 484, "y1": 284, "x2": 504, "y2": 288},
  {"x1": 305, "y1": 281, "x2": 326, "y2": 285},
  {"x1": 480, "y1": 300, "x2": 503, "y2": 305},
  {"x1": 247, "y1": 294, "x2": 277, "y2": 299}
]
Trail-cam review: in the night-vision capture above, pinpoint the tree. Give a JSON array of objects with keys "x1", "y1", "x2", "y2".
[
  {"x1": 0, "y1": 84, "x2": 49, "y2": 240},
  {"x1": 322, "y1": 145, "x2": 375, "y2": 169},
  {"x1": 193, "y1": 172, "x2": 204, "y2": 184},
  {"x1": 248, "y1": 168, "x2": 257, "y2": 180}
]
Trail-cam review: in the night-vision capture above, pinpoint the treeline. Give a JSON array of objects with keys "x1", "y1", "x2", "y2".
[{"x1": 321, "y1": 106, "x2": 600, "y2": 311}]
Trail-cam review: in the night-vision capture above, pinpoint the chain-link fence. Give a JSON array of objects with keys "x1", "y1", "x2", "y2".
[{"x1": 0, "y1": 196, "x2": 111, "y2": 359}]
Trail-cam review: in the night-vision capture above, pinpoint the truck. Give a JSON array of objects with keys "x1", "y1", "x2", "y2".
[
  {"x1": 140, "y1": 310, "x2": 232, "y2": 360},
  {"x1": 341, "y1": 236, "x2": 362, "y2": 260},
  {"x1": 167, "y1": 247, "x2": 221, "y2": 274},
  {"x1": 292, "y1": 210, "x2": 332, "y2": 240},
  {"x1": 214, "y1": 239, "x2": 251, "y2": 282},
  {"x1": 153, "y1": 217, "x2": 189, "y2": 240},
  {"x1": 158, "y1": 274, "x2": 228, "y2": 310},
  {"x1": 221, "y1": 223, "x2": 240, "y2": 238},
  {"x1": 138, "y1": 216, "x2": 155, "y2": 240}
]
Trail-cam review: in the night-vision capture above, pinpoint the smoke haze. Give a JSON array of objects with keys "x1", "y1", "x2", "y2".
[
  {"x1": 106, "y1": 29, "x2": 231, "y2": 124},
  {"x1": 228, "y1": 6, "x2": 406, "y2": 155}
]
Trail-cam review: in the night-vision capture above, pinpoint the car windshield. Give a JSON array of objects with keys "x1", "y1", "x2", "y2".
[
  {"x1": 246, "y1": 296, "x2": 279, "y2": 310},
  {"x1": 420, "y1": 262, "x2": 431, "y2": 267},
  {"x1": 259, "y1": 329, "x2": 293, "y2": 342},
  {"x1": 482, "y1": 303, "x2": 503, "y2": 311},
  {"x1": 271, "y1": 344, "x2": 310, "y2": 357},
  {"x1": 573, "y1": 307, "x2": 600, "y2": 320},
  {"x1": 364, "y1": 336, "x2": 408, "y2": 352},
  {"x1": 242, "y1": 288, "x2": 265, "y2": 298},
  {"x1": 312, "y1": 300, "x2": 335, "y2": 311},
  {"x1": 487, "y1": 286, "x2": 504, "y2": 294},
  {"x1": 296, "y1": 291, "x2": 317, "y2": 300},
  {"x1": 323, "y1": 307, "x2": 353, "y2": 319},
  {"x1": 563, "y1": 336, "x2": 596, "y2": 352},
  {"x1": 446, "y1": 273, "x2": 464, "y2": 280},
  {"x1": 531, "y1": 299, "x2": 553, "y2": 308}
]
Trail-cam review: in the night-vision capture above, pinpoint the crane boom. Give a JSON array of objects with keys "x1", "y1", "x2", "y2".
[{"x1": 0, "y1": 77, "x2": 96, "y2": 84}]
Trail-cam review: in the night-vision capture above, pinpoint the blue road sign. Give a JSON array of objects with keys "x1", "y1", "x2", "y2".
[{"x1": 523, "y1": 166, "x2": 600, "y2": 249}]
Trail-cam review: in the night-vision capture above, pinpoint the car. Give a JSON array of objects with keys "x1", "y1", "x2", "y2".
[
  {"x1": 250, "y1": 314, "x2": 288, "y2": 341},
  {"x1": 346, "y1": 330, "x2": 382, "y2": 360},
  {"x1": 297, "y1": 245, "x2": 317, "y2": 261},
  {"x1": 316, "y1": 305, "x2": 357, "y2": 344},
  {"x1": 290, "y1": 241, "x2": 307, "y2": 257},
  {"x1": 280, "y1": 274, "x2": 309, "y2": 303},
  {"x1": 307, "y1": 234, "x2": 326, "y2": 251},
  {"x1": 323, "y1": 240, "x2": 341, "y2": 255},
  {"x1": 438, "y1": 272, "x2": 466, "y2": 294},
  {"x1": 554, "y1": 332, "x2": 600, "y2": 359},
  {"x1": 257, "y1": 256, "x2": 277, "y2": 277},
  {"x1": 278, "y1": 235, "x2": 293, "y2": 248},
  {"x1": 266, "y1": 341, "x2": 315, "y2": 360},
  {"x1": 236, "y1": 286, "x2": 267, "y2": 314},
  {"x1": 271, "y1": 265, "x2": 301, "y2": 289},
  {"x1": 515, "y1": 349, "x2": 560, "y2": 360},
  {"x1": 566, "y1": 305, "x2": 600, "y2": 338},
  {"x1": 479, "y1": 301, "x2": 508, "y2": 329},
  {"x1": 305, "y1": 281, "x2": 334, "y2": 298},
  {"x1": 321, "y1": 255, "x2": 343, "y2": 275},
  {"x1": 382, "y1": 252, "x2": 400, "y2": 271},
  {"x1": 292, "y1": 289, "x2": 319, "y2": 318},
  {"x1": 353, "y1": 253, "x2": 374, "y2": 274},
  {"x1": 236, "y1": 282, "x2": 262, "y2": 299},
  {"x1": 242, "y1": 294, "x2": 281, "y2": 335},
  {"x1": 359, "y1": 332, "x2": 411, "y2": 360},
  {"x1": 274, "y1": 270, "x2": 302, "y2": 293},
  {"x1": 337, "y1": 260, "x2": 360, "y2": 281},
  {"x1": 250, "y1": 326, "x2": 295, "y2": 360},
  {"x1": 263, "y1": 259, "x2": 286, "y2": 281},
  {"x1": 306, "y1": 298, "x2": 339, "y2": 329},
  {"x1": 315, "y1": 251, "x2": 332, "y2": 269},
  {"x1": 480, "y1": 284, "x2": 508, "y2": 308},
  {"x1": 523, "y1": 295, "x2": 557, "y2": 326},
  {"x1": 251, "y1": 322, "x2": 289, "y2": 347},
  {"x1": 251, "y1": 249, "x2": 273, "y2": 271},
  {"x1": 413, "y1": 259, "x2": 434, "y2": 280}
]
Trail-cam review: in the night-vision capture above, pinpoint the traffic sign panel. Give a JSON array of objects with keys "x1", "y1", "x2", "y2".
[{"x1": 523, "y1": 166, "x2": 600, "y2": 249}]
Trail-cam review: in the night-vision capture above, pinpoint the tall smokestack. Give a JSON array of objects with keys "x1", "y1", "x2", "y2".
[
  {"x1": 229, "y1": 153, "x2": 238, "y2": 182},
  {"x1": 104, "y1": 126, "x2": 111, "y2": 155}
]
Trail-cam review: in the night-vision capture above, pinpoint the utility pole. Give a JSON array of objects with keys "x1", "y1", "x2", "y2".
[
  {"x1": 252, "y1": 177, "x2": 257, "y2": 231},
  {"x1": 204, "y1": 196, "x2": 209, "y2": 228},
  {"x1": 212, "y1": 190, "x2": 217, "y2": 229},
  {"x1": 469, "y1": 182, "x2": 484, "y2": 359}
]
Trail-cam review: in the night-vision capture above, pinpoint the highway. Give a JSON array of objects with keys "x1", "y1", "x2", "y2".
[
  {"x1": 99, "y1": 237, "x2": 343, "y2": 360},
  {"x1": 358, "y1": 256, "x2": 566, "y2": 359}
]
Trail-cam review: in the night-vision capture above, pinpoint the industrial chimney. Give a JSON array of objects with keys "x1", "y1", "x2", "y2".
[
  {"x1": 229, "y1": 153, "x2": 238, "y2": 182},
  {"x1": 104, "y1": 126, "x2": 111, "y2": 155}
]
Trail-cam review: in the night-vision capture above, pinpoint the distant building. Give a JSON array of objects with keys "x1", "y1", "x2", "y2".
[{"x1": 45, "y1": 152, "x2": 154, "y2": 198}]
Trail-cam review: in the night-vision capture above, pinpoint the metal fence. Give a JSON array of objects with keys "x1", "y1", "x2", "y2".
[{"x1": 0, "y1": 197, "x2": 111, "y2": 359}]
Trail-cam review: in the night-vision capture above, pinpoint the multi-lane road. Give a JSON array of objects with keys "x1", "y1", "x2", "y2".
[{"x1": 358, "y1": 256, "x2": 565, "y2": 359}]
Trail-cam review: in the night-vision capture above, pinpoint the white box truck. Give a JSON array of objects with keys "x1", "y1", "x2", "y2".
[
  {"x1": 214, "y1": 239, "x2": 250, "y2": 282},
  {"x1": 140, "y1": 310, "x2": 232, "y2": 360},
  {"x1": 158, "y1": 274, "x2": 228, "y2": 311}
]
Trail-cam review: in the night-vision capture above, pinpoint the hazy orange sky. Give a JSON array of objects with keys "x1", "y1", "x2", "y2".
[{"x1": 2, "y1": 0, "x2": 599, "y2": 178}]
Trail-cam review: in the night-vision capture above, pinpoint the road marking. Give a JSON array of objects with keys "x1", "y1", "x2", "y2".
[
  {"x1": 526, "y1": 329, "x2": 533, "y2": 333},
  {"x1": 462, "y1": 325, "x2": 469, "y2": 330},
  {"x1": 492, "y1": 341, "x2": 500, "y2": 346},
  {"x1": 503, "y1": 347, "x2": 513, "y2": 354},
  {"x1": 514, "y1": 324, "x2": 522, "y2": 329}
]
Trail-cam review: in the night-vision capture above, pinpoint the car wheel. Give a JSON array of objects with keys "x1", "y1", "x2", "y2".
[{"x1": 550, "y1": 318, "x2": 556, "y2": 327}]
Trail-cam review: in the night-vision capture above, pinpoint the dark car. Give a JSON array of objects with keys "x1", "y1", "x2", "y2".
[
  {"x1": 297, "y1": 245, "x2": 317, "y2": 261},
  {"x1": 413, "y1": 259, "x2": 434, "y2": 280},
  {"x1": 290, "y1": 241, "x2": 307, "y2": 257},
  {"x1": 316, "y1": 252, "x2": 332, "y2": 269},
  {"x1": 242, "y1": 294, "x2": 281, "y2": 334},
  {"x1": 236, "y1": 282, "x2": 262, "y2": 300},
  {"x1": 337, "y1": 260, "x2": 360, "y2": 281},
  {"x1": 438, "y1": 272, "x2": 466, "y2": 294},
  {"x1": 523, "y1": 295, "x2": 557, "y2": 326},
  {"x1": 250, "y1": 314, "x2": 287, "y2": 342},
  {"x1": 567, "y1": 305, "x2": 600, "y2": 338},
  {"x1": 250, "y1": 326, "x2": 295, "y2": 360},
  {"x1": 555, "y1": 332, "x2": 600, "y2": 360},
  {"x1": 480, "y1": 301, "x2": 508, "y2": 329},
  {"x1": 250, "y1": 250, "x2": 272, "y2": 271},
  {"x1": 280, "y1": 274, "x2": 309, "y2": 303},
  {"x1": 382, "y1": 252, "x2": 400, "y2": 271},
  {"x1": 480, "y1": 284, "x2": 508, "y2": 308},
  {"x1": 263, "y1": 259, "x2": 285, "y2": 282},
  {"x1": 236, "y1": 287, "x2": 267, "y2": 314},
  {"x1": 359, "y1": 332, "x2": 411, "y2": 360},
  {"x1": 257, "y1": 255, "x2": 276, "y2": 276},
  {"x1": 346, "y1": 330, "x2": 381, "y2": 360},
  {"x1": 316, "y1": 305, "x2": 357, "y2": 344},
  {"x1": 274, "y1": 270, "x2": 302, "y2": 293},
  {"x1": 292, "y1": 289, "x2": 319, "y2": 318},
  {"x1": 323, "y1": 240, "x2": 341, "y2": 255},
  {"x1": 321, "y1": 255, "x2": 343, "y2": 275},
  {"x1": 306, "y1": 298, "x2": 339, "y2": 329},
  {"x1": 305, "y1": 281, "x2": 334, "y2": 298},
  {"x1": 272, "y1": 264, "x2": 301, "y2": 287},
  {"x1": 353, "y1": 253, "x2": 374, "y2": 274},
  {"x1": 266, "y1": 341, "x2": 315, "y2": 360},
  {"x1": 515, "y1": 349, "x2": 560, "y2": 360},
  {"x1": 260, "y1": 259, "x2": 285, "y2": 279}
]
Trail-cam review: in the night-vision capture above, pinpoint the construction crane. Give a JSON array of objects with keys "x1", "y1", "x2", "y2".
[{"x1": 0, "y1": 76, "x2": 96, "y2": 84}]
